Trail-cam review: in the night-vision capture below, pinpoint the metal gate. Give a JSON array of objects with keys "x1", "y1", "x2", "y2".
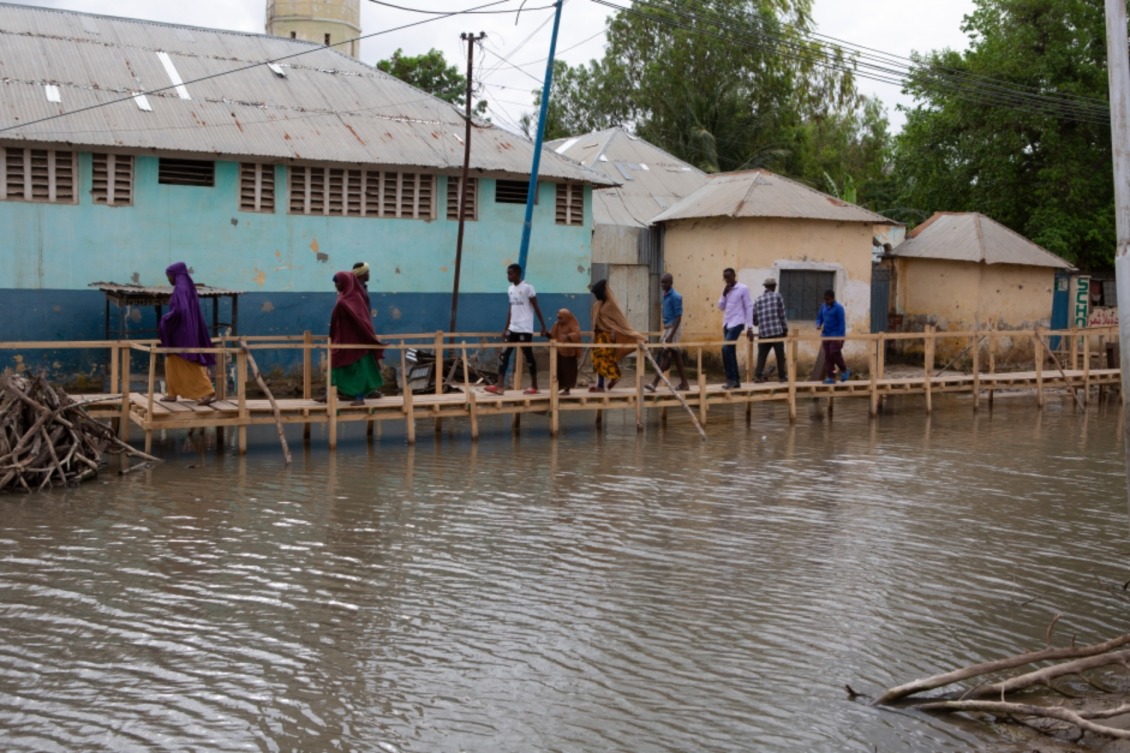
[{"x1": 870, "y1": 266, "x2": 891, "y2": 333}]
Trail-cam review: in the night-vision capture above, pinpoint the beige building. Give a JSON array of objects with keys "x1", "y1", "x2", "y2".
[
  {"x1": 653, "y1": 170, "x2": 894, "y2": 371},
  {"x1": 548, "y1": 129, "x2": 708, "y2": 333},
  {"x1": 888, "y1": 212, "x2": 1074, "y2": 359},
  {"x1": 266, "y1": 0, "x2": 360, "y2": 58}
]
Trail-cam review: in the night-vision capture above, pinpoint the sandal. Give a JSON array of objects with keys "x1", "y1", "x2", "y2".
[
  {"x1": 523, "y1": 387, "x2": 539, "y2": 395},
  {"x1": 607, "y1": 379, "x2": 619, "y2": 390},
  {"x1": 587, "y1": 386, "x2": 604, "y2": 393},
  {"x1": 197, "y1": 394, "x2": 217, "y2": 406},
  {"x1": 161, "y1": 395, "x2": 177, "y2": 402},
  {"x1": 483, "y1": 385, "x2": 504, "y2": 395},
  {"x1": 644, "y1": 384, "x2": 656, "y2": 393}
]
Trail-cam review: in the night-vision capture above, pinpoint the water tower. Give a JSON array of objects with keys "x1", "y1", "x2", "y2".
[{"x1": 266, "y1": 0, "x2": 361, "y2": 59}]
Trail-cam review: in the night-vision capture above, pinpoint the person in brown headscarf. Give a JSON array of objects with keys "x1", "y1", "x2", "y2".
[
  {"x1": 589, "y1": 279, "x2": 644, "y2": 392},
  {"x1": 549, "y1": 307, "x2": 582, "y2": 395}
]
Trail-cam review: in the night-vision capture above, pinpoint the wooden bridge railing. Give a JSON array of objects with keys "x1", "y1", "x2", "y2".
[{"x1": 0, "y1": 323, "x2": 1121, "y2": 451}]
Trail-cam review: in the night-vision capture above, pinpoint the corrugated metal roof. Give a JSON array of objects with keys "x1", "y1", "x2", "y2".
[
  {"x1": 651, "y1": 169, "x2": 896, "y2": 225},
  {"x1": 0, "y1": 3, "x2": 614, "y2": 186},
  {"x1": 892, "y1": 212, "x2": 1074, "y2": 269},
  {"x1": 546, "y1": 128, "x2": 707, "y2": 228}
]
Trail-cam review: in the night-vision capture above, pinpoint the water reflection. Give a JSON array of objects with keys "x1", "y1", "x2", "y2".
[{"x1": 0, "y1": 395, "x2": 1127, "y2": 752}]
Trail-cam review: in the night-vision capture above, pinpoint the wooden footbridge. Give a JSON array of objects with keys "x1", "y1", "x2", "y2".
[{"x1": 1, "y1": 324, "x2": 1120, "y2": 454}]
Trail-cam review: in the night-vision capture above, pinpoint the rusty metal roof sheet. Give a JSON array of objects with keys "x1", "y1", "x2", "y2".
[
  {"x1": 893, "y1": 212, "x2": 1074, "y2": 269},
  {"x1": 0, "y1": 3, "x2": 614, "y2": 186},
  {"x1": 651, "y1": 169, "x2": 896, "y2": 225},
  {"x1": 547, "y1": 129, "x2": 707, "y2": 228}
]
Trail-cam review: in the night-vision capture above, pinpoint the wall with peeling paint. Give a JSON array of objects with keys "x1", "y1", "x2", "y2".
[
  {"x1": 662, "y1": 216, "x2": 874, "y2": 371},
  {"x1": 0, "y1": 153, "x2": 596, "y2": 380},
  {"x1": 892, "y1": 257, "x2": 1056, "y2": 359}
]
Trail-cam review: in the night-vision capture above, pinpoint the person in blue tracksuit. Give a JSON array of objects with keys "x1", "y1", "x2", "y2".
[{"x1": 815, "y1": 289, "x2": 850, "y2": 384}]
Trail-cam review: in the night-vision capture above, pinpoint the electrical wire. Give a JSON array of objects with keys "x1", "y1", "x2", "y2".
[{"x1": 590, "y1": 0, "x2": 1111, "y2": 126}]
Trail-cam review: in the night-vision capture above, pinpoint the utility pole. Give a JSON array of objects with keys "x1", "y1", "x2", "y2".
[
  {"x1": 517, "y1": 0, "x2": 564, "y2": 273},
  {"x1": 449, "y1": 31, "x2": 486, "y2": 334},
  {"x1": 1104, "y1": 0, "x2": 1130, "y2": 515}
]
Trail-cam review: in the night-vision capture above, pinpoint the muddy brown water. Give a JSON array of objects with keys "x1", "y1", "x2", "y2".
[{"x1": 1, "y1": 393, "x2": 1128, "y2": 752}]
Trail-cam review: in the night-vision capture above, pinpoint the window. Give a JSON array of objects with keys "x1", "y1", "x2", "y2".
[
  {"x1": 446, "y1": 176, "x2": 477, "y2": 220},
  {"x1": 495, "y1": 179, "x2": 531, "y2": 204},
  {"x1": 158, "y1": 158, "x2": 214, "y2": 186},
  {"x1": 288, "y1": 166, "x2": 435, "y2": 219},
  {"x1": 780, "y1": 269, "x2": 835, "y2": 322},
  {"x1": 1, "y1": 148, "x2": 76, "y2": 203},
  {"x1": 239, "y1": 163, "x2": 275, "y2": 212},
  {"x1": 555, "y1": 183, "x2": 584, "y2": 226},
  {"x1": 91, "y1": 153, "x2": 133, "y2": 206}
]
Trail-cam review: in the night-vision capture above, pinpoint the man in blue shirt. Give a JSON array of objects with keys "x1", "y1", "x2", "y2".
[
  {"x1": 646, "y1": 273, "x2": 691, "y2": 392},
  {"x1": 815, "y1": 288, "x2": 850, "y2": 384},
  {"x1": 717, "y1": 267, "x2": 754, "y2": 389}
]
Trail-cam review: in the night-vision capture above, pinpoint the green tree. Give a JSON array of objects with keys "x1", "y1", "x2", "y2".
[
  {"x1": 530, "y1": 0, "x2": 890, "y2": 203},
  {"x1": 892, "y1": 0, "x2": 1114, "y2": 269},
  {"x1": 376, "y1": 48, "x2": 488, "y2": 116}
]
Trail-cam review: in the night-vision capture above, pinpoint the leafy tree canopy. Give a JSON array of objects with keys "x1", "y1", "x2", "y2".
[
  {"x1": 892, "y1": 0, "x2": 1114, "y2": 270},
  {"x1": 376, "y1": 48, "x2": 488, "y2": 116},
  {"x1": 527, "y1": 0, "x2": 891, "y2": 207}
]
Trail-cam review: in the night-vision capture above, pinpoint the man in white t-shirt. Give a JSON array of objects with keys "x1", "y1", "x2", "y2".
[{"x1": 484, "y1": 263, "x2": 550, "y2": 395}]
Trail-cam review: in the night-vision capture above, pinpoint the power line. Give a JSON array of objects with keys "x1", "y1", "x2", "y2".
[{"x1": 590, "y1": 0, "x2": 1111, "y2": 127}]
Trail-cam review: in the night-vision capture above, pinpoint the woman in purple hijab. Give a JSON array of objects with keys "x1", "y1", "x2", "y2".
[{"x1": 159, "y1": 262, "x2": 217, "y2": 404}]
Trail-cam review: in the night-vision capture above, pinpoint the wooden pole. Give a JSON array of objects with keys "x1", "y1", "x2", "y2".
[
  {"x1": 145, "y1": 346, "x2": 157, "y2": 455},
  {"x1": 549, "y1": 339, "x2": 560, "y2": 437},
  {"x1": 236, "y1": 348, "x2": 248, "y2": 454},
  {"x1": 1034, "y1": 331, "x2": 1045, "y2": 409},
  {"x1": 869, "y1": 337, "x2": 879, "y2": 417},
  {"x1": 118, "y1": 345, "x2": 131, "y2": 442},
  {"x1": 240, "y1": 340, "x2": 291, "y2": 465},
  {"x1": 327, "y1": 340, "x2": 337, "y2": 449},
  {"x1": 787, "y1": 330, "x2": 798, "y2": 423},
  {"x1": 303, "y1": 331, "x2": 312, "y2": 442},
  {"x1": 972, "y1": 330, "x2": 981, "y2": 412},
  {"x1": 696, "y1": 343, "x2": 707, "y2": 426},
  {"x1": 401, "y1": 348, "x2": 416, "y2": 445},
  {"x1": 643, "y1": 348, "x2": 707, "y2": 440},
  {"x1": 635, "y1": 344, "x2": 644, "y2": 432},
  {"x1": 434, "y1": 330, "x2": 444, "y2": 434},
  {"x1": 924, "y1": 325, "x2": 935, "y2": 415},
  {"x1": 988, "y1": 320, "x2": 997, "y2": 410},
  {"x1": 1037, "y1": 328, "x2": 1086, "y2": 412},
  {"x1": 1083, "y1": 329, "x2": 1091, "y2": 403}
]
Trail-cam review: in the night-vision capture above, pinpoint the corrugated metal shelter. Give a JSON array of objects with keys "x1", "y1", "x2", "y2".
[
  {"x1": 548, "y1": 129, "x2": 708, "y2": 332},
  {"x1": 0, "y1": 2, "x2": 617, "y2": 379},
  {"x1": 654, "y1": 169, "x2": 897, "y2": 375},
  {"x1": 0, "y1": 3, "x2": 612, "y2": 184},
  {"x1": 892, "y1": 212, "x2": 1073, "y2": 268},
  {"x1": 651, "y1": 169, "x2": 891, "y2": 225},
  {"x1": 888, "y1": 212, "x2": 1075, "y2": 356}
]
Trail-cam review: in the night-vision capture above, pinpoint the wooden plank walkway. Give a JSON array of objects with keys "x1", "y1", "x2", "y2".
[{"x1": 77, "y1": 365, "x2": 1120, "y2": 452}]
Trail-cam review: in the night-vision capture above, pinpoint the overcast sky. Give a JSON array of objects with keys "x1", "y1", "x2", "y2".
[{"x1": 4, "y1": 0, "x2": 977, "y2": 133}]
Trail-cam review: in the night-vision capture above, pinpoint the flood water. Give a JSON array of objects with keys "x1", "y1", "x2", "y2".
[{"x1": 2, "y1": 393, "x2": 1129, "y2": 753}]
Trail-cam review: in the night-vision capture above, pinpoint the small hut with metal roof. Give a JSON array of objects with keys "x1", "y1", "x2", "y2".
[
  {"x1": 888, "y1": 212, "x2": 1074, "y2": 357},
  {"x1": 652, "y1": 169, "x2": 896, "y2": 371},
  {"x1": 548, "y1": 129, "x2": 708, "y2": 333}
]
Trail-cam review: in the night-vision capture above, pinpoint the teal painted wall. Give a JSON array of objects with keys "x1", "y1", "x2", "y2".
[{"x1": 0, "y1": 154, "x2": 593, "y2": 299}]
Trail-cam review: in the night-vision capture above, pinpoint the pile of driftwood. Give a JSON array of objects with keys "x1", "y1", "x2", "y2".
[
  {"x1": 865, "y1": 615, "x2": 1130, "y2": 745},
  {"x1": 0, "y1": 373, "x2": 158, "y2": 492}
]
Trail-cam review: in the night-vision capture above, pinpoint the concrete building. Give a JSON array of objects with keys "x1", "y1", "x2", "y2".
[
  {"x1": 0, "y1": 2, "x2": 612, "y2": 376},
  {"x1": 548, "y1": 129, "x2": 708, "y2": 333},
  {"x1": 653, "y1": 169, "x2": 895, "y2": 370},
  {"x1": 266, "y1": 0, "x2": 361, "y2": 59},
  {"x1": 888, "y1": 211, "x2": 1074, "y2": 359}
]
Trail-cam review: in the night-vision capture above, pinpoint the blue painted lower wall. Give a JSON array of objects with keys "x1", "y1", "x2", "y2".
[{"x1": 0, "y1": 289, "x2": 594, "y2": 383}]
